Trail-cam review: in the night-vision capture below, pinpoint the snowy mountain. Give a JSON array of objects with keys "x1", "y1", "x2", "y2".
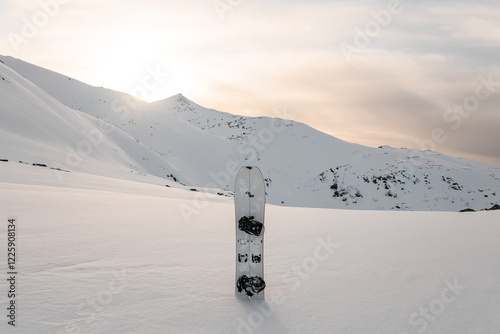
[
  {"x1": 1, "y1": 55, "x2": 499, "y2": 211},
  {"x1": 1, "y1": 56, "x2": 500, "y2": 333},
  {"x1": 1, "y1": 163, "x2": 500, "y2": 333}
]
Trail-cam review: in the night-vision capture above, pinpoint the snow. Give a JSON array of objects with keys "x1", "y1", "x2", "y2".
[
  {"x1": 1, "y1": 55, "x2": 500, "y2": 333},
  {"x1": 1, "y1": 162, "x2": 500, "y2": 333},
  {"x1": 1, "y1": 54, "x2": 499, "y2": 212}
]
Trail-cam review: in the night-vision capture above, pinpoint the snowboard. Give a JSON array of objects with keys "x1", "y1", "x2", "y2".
[{"x1": 234, "y1": 166, "x2": 266, "y2": 299}]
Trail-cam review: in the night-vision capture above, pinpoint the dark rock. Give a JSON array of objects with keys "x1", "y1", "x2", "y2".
[
  {"x1": 487, "y1": 204, "x2": 500, "y2": 211},
  {"x1": 459, "y1": 208, "x2": 475, "y2": 213}
]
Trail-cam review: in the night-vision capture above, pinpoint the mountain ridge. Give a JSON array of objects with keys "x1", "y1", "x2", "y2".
[{"x1": 1, "y1": 55, "x2": 499, "y2": 211}]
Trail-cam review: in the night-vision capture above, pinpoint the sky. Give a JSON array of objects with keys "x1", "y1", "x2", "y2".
[{"x1": 1, "y1": 0, "x2": 499, "y2": 165}]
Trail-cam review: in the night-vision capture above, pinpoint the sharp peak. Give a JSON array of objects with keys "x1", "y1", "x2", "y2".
[
  {"x1": 173, "y1": 93, "x2": 188, "y2": 101},
  {"x1": 153, "y1": 93, "x2": 193, "y2": 105},
  {"x1": 165, "y1": 93, "x2": 205, "y2": 109}
]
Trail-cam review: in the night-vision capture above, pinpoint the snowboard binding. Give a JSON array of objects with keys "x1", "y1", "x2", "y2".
[
  {"x1": 238, "y1": 216, "x2": 264, "y2": 236},
  {"x1": 237, "y1": 275, "x2": 266, "y2": 296}
]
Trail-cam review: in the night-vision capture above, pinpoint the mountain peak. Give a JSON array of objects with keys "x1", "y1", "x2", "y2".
[
  {"x1": 151, "y1": 93, "x2": 193, "y2": 107},
  {"x1": 1, "y1": 56, "x2": 500, "y2": 212},
  {"x1": 172, "y1": 93, "x2": 189, "y2": 104}
]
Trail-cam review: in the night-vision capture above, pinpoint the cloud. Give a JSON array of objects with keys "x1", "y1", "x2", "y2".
[{"x1": 0, "y1": 0, "x2": 498, "y2": 165}]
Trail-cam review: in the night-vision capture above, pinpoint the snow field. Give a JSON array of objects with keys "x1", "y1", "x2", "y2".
[
  {"x1": 1, "y1": 165, "x2": 499, "y2": 333},
  {"x1": 0, "y1": 54, "x2": 499, "y2": 333}
]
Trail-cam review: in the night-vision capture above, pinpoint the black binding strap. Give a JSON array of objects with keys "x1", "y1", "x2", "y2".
[
  {"x1": 237, "y1": 275, "x2": 266, "y2": 296},
  {"x1": 238, "y1": 216, "x2": 264, "y2": 236}
]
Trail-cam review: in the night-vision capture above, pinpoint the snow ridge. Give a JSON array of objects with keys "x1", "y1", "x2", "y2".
[{"x1": 1, "y1": 55, "x2": 499, "y2": 211}]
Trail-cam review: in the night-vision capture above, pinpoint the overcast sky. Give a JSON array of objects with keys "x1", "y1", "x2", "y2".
[{"x1": 1, "y1": 0, "x2": 499, "y2": 165}]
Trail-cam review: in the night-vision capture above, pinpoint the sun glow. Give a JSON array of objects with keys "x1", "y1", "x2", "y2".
[{"x1": 86, "y1": 32, "x2": 193, "y2": 102}]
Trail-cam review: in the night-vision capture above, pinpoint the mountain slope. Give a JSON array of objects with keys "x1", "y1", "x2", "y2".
[
  {"x1": 1, "y1": 55, "x2": 499, "y2": 211},
  {"x1": 0, "y1": 61, "x2": 192, "y2": 187}
]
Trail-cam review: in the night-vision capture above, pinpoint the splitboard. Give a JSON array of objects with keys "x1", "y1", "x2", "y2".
[{"x1": 234, "y1": 166, "x2": 266, "y2": 299}]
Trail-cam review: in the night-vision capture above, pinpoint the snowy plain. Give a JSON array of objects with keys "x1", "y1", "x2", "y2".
[
  {"x1": 1, "y1": 162, "x2": 499, "y2": 333},
  {"x1": 0, "y1": 55, "x2": 499, "y2": 333}
]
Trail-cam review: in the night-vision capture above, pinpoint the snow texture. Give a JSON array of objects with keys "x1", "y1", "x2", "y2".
[
  {"x1": 0, "y1": 55, "x2": 499, "y2": 333},
  {"x1": 1, "y1": 163, "x2": 499, "y2": 333}
]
